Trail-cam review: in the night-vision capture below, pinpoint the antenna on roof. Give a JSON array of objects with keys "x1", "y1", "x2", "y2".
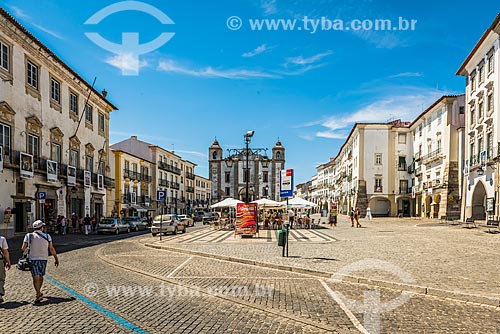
[{"x1": 171, "y1": 144, "x2": 175, "y2": 154}]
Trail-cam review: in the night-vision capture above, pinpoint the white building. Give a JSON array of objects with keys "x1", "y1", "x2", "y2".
[
  {"x1": 194, "y1": 175, "x2": 212, "y2": 210},
  {"x1": 0, "y1": 8, "x2": 117, "y2": 237},
  {"x1": 458, "y1": 13, "x2": 500, "y2": 220},
  {"x1": 408, "y1": 95, "x2": 465, "y2": 219}
]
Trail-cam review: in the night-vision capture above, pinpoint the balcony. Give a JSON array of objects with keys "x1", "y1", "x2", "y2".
[
  {"x1": 398, "y1": 163, "x2": 407, "y2": 171},
  {"x1": 470, "y1": 153, "x2": 481, "y2": 167},
  {"x1": 137, "y1": 195, "x2": 151, "y2": 205},
  {"x1": 433, "y1": 179, "x2": 442, "y2": 188},
  {"x1": 170, "y1": 182, "x2": 180, "y2": 190},
  {"x1": 121, "y1": 193, "x2": 137, "y2": 204},
  {"x1": 186, "y1": 186, "x2": 195, "y2": 193},
  {"x1": 407, "y1": 164, "x2": 414, "y2": 174},
  {"x1": 421, "y1": 148, "x2": 443, "y2": 164},
  {"x1": 415, "y1": 166, "x2": 422, "y2": 176},
  {"x1": 414, "y1": 152, "x2": 421, "y2": 161},
  {"x1": 185, "y1": 172, "x2": 195, "y2": 180},
  {"x1": 104, "y1": 176, "x2": 115, "y2": 188},
  {"x1": 139, "y1": 173, "x2": 152, "y2": 183},
  {"x1": 123, "y1": 169, "x2": 139, "y2": 180},
  {"x1": 159, "y1": 179, "x2": 169, "y2": 187},
  {"x1": 399, "y1": 188, "x2": 410, "y2": 195}
]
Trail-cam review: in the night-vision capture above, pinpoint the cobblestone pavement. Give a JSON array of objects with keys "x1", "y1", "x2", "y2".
[
  {"x1": 159, "y1": 227, "x2": 336, "y2": 244},
  {"x1": 151, "y1": 215, "x2": 500, "y2": 300},
  {"x1": 1, "y1": 231, "x2": 500, "y2": 333}
]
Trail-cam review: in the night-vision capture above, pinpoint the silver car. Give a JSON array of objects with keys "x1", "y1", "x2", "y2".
[
  {"x1": 151, "y1": 214, "x2": 186, "y2": 236},
  {"x1": 177, "y1": 214, "x2": 194, "y2": 227},
  {"x1": 97, "y1": 218, "x2": 130, "y2": 234}
]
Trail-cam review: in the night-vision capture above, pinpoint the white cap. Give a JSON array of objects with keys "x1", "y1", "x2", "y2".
[{"x1": 33, "y1": 220, "x2": 45, "y2": 229}]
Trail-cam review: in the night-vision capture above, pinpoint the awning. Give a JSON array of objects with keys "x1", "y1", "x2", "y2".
[{"x1": 127, "y1": 205, "x2": 147, "y2": 212}]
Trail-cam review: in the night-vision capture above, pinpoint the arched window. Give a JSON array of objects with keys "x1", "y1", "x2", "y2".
[
  {"x1": 212, "y1": 151, "x2": 218, "y2": 160},
  {"x1": 276, "y1": 151, "x2": 281, "y2": 159}
]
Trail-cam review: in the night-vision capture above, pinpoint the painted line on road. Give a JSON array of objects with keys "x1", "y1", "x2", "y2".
[
  {"x1": 319, "y1": 279, "x2": 370, "y2": 334},
  {"x1": 167, "y1": 256, "x2": 193, "y2": 278},
  {"x1": 308, "y1": 229, "x2": 336, "y2": 241},
  {"x1": 45, "y1": 276, "x2": 147, "y2": 334}
]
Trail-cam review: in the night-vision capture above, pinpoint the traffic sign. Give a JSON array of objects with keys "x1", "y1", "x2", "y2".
[
  {"x1": 156, "y1": 190, "x2": 167, "y2": 201},
  {"x1": 38, "y1": 192, "x2": 47, "y2": 200},
  {"x1": 280, "y1": 169, "x2": 294, "y2": 198}
]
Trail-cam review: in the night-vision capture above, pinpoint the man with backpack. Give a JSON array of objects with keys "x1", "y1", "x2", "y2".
[
  {"x1": 21, "y1": 220, "x2": 59, "y2": 303},
  {"x1": 0, "y1": 234, "x2": 11, "y2": 303}
]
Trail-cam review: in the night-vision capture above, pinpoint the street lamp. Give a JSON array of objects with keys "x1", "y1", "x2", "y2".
[{"x1": 244, "y1": 130, "x2": 254, "y2": 203}]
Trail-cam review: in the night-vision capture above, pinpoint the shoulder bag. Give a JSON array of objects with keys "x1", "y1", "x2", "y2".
[{"x1": 17, "y1": 233, "x2": 33, "y2": 271}]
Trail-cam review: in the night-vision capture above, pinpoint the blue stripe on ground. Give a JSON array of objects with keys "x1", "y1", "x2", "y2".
[{"x1": 45, "y1": 276, "x2": 147, "y2": 334}]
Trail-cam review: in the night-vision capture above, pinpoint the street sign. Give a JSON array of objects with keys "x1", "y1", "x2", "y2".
[
  {"x1": 280, "y1": 169, "x2": 294, "y2": 198},
  {"x1": 38, "y1": 192, "x2": 47, "y2": 201},
  {"x1": 156, "y1": 189, "x2": 167, "y2": 202}
]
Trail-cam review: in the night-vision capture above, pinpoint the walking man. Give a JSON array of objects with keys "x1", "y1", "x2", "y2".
[
  {"x1": 0, "y1": 234, "x2": 11, "y2": 303},
  {"x1": 83, "y1": 215, "x2": 92, "y2": 235},
  {"x1": 61, "y1": 215, "x2": 67, "y2": 235},
  {"x1": 288, "y1": 208, "x2": 295, "y2": 229},
  {"x1": 21, "y1": 220, "x2": 59, "y2": 303},
  {"x1": 355, "y1": 208, "x2": 362, "y2": 228}
]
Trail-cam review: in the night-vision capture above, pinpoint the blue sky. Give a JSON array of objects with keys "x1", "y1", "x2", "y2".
[{"x1": 3, "y1": 0, "x2": 499, "y2": 183}]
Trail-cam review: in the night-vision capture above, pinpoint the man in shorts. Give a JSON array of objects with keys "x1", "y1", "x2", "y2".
[
  {"x1": 0, "y1": 234, "x2": 11, "y2": 303},
  {"x1": 22, "y1": 220, "x2": 59, "y2": 303}
]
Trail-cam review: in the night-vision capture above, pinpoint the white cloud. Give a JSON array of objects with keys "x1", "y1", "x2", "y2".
[
  {"x1": 9, "y1": 6, "x2": 64, "y2": 40},
  {"x1": 106, "y1": 54, "x2": 148, "y2": 73},
  {"x1": 157, "y1": 59, "x2": 279, "y2": 79},
  {"x1": 315, "y1": 89, "x2": 447, "y2": 139},
  {"x1": 285, "y1": 51, "x2": 333, "y2": 66},
  {"x1": 261, "y1": 0, "x2": 277, "y2": 15},
  {"x1": 389, "y1": 72, "x2": 423, "y2": 79},
  {"x1": 175, "y1": 150, "x2": 207, "y2": 158},
  {"x1": 242, "y1": 44, "x2": 275, "y2": 58}
]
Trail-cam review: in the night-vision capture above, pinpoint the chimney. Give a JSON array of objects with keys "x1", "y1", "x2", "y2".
[
  {"x1": 131, "y1": 136, "x2": 137, "y2": 140},
  {"x1": 102, "y1": 89, "x2": 108, "y2": 98}
]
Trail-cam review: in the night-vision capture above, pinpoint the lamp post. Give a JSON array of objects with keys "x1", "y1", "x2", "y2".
[{"x1": 244, "y1": 130, "x2": 254, "y2": 203}]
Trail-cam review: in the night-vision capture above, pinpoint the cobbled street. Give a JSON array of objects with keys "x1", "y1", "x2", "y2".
[{"x1": 1, "y1": 219, "x2": 500, "y2": 333}]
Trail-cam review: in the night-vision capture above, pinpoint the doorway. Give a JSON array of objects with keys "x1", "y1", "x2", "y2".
[{"x1": 15, "y1": 202, "x2": 26, "y2": 232}]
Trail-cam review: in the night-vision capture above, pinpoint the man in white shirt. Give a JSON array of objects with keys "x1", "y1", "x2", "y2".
[
  {"x1": 22, "y1": 220, "x2": 59, "y2": 303},
  {"x1": 0, "y1": 235, "x2": 11, "y2": 303}
]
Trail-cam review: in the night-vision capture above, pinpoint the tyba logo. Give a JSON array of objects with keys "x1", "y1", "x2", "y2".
[{"x1": 85, "y1": 1, "x2": 175, "y2": 76}]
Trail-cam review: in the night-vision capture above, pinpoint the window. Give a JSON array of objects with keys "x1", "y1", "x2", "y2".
[
  {"x1": 225, "y1": 171, "x2": 231, "y2": 183},
  {"x1": 488, "y1": 51, "x2": 495, "y2": 73},
  {"x1": 437, "y1": 139, "x2": 442, "y2": 152},
  {"x1": 51, "y1": 143, "x2": 61, "y2": 164},
  {"x1": 437, "y1": 111, "x2": 442, "y2": 125},
  {"x1": 97, "y1": 113, "x2": 105, "y2": 132},
  {"x1": 487, "y1": 132, "x2": 493, "y2": 157},
  {"x1": 470, "y1": 73, "x2": 476, "y2": 92},
  {"x1": 225, "y1": 187, "x2": 230, "y2": 196},
  {"x1": 418, "y1": 125, "x2": 422, "y2": 137},
  {"x1": 0, "y1": 122, "x2": 11, "y2": 157},
  {"x1": 478, "y1": 102, "x2": 484, "y2": 119},
  {"x1": 374, "y1": 178, "x2": 382, "y2": 192},
  {"x1": 85, "y1": 155, "x2": 93, "y2": 172},
  {"x1": 243, "y1": 168, "x2": 249, "y2": 182},
  {"x1": 28, "y1": 134, "x2": 39, "y2": 158},
  {"x1": 398, "y1": 156, "x2": 406, "y2": 171},
  {"x1": 85, "y1": 104, "x2": 93, "y2": 123},
  {"x1": 124, "y1": 160, "x2": 130, "y2": 170},
  {"x1": 0, "y1": 41, "x2": 9, "y2": 71},
  {"x1": 70, "y1": 93, "x2": 78, "y2": 115},
  {"x1": 375, "y1": 153, "x2": 382, "y2": 165},
  {"x1": 276, "y1": 151, "x2": 281, "y2": 159},
  {"x1": 263, "y1": 171, "x2": 268, "y2": 182},
  {"x1": 98, "y1": 160, "x2": 105, "y2": 175},
  {"x1": 50, "y1": 77, "x2": 60, "y2": 103},
  {"x1": 488, "y1": 94, "x2": 494, "y2": 113},
  {"x1": 132, "y1": 163, "x2": 137, "y2": 173},
  {"x1": 427, "y1": 143, "x2": 432, "y2": 155},
  {"x1": 27, "y1": 60, "x2": 39, "y2": 89},
  {"x1": 479, "y1": 63, "x2": 485, "y2": 83},
  {"x1": 459, "y1": 106, "x2": 465, "y2": 114},
  {"x1": 427, "y1": 118, "x2": 431, "y2": 130},
  {"x1": 399, "y1": 180, "x2": 409, "y2": 194},
  {"x1": 470, "y1": 107, "x2": 475, "y2": 125},
  {"x1": 70, "y1": 149, "x2": 79, "y2": 168},
  {"x1": 478, "y1": 137, "x2": 484, "y2": 153},
  {"x1": 398, "y1": 134, "x2": 406, "y2": 144},
  {"x1": 470, "y1": 143, "x2": 475, "y2": 159}
]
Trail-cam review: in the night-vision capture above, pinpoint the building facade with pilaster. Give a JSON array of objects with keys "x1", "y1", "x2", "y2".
[{"x1": 0, "y1": 8, "x2": 117, "y2": 237}]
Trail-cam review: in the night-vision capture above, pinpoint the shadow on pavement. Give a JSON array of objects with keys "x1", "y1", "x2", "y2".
[
  {"x1": 7, "y1": 231, "x2": 150, "y2": 263},
  {"x1": 33, "y1": 296, "x2": 76, "y2": 307},
  {"x1": 288, "y1": 256, "x2": 338, "y2": 261},
  {"x1": 0, "y1": 301, "x2": 30, "y2": 309}
]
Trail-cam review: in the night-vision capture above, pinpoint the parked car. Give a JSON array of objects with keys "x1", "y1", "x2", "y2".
[
  {"x1": 177, "y1": 214, "x2": 194, "y2": 227},
  {"x1": 193, "y1": 211, "x2": 206, "y2": 222},
  {"x1": 123, "y1": 216, "x2": 148, "y2": 231},
  {"x1": 97, "y1": 217, "x2": 130, "y2": 235},
  {"x1": 202, "y1": 212, "x2": 220, "y2": 225},
  {"x1": 151, "y1": 214, "x2": 186, "y2": 236}
]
